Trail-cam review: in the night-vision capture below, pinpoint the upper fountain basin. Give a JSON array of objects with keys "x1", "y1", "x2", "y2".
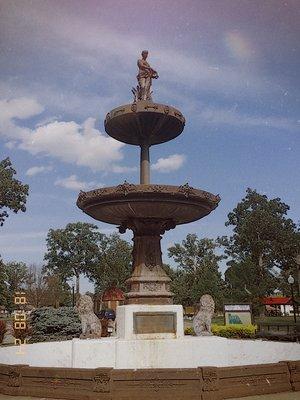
[
  {"x1": 104, "y1": 101, "x2": 185, "y2": 146},
  {"x1": 77, "y1": 183, "x2": 220, "y2": 226}
]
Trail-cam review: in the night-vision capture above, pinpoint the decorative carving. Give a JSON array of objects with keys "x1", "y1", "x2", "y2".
[
  {"x1": 113, "y1": 108, "x2": 125, "y2": 117},
  {"x1": 164, "y1": 105, "x2": 170, "y2": 115},
  {"x1": 131, "y1": 102, "x2": 137, "y2": 112},
  {"x1": 7, "y1": 369, "x2": 21, "y2": 387},
  {"x1": 142, "y1": 283, "x2": 162, "y2": 291},
  {"x1": 78, "y1": 190, "x2": 88, "y2": 203},
  {"x1": 152, "y1": 185, "x2": 164, "y2": 192},
  {"x1": 116, "y1": 181, "x2": 136, "y2": 196},
  {"x1": 76, "y1": 295, "x2": 102, "y2": 339},
  {"x1": 93, "y1": 373, "x2": 110, "y2": 393},
  {"x1": 144, "y1": 104, "x2": 159, "y2": 111},
  {"x1": 202, "y1": 367, "x2": 219, "y2": 391},
  {"x1": 193, "y1": 294, "x2": 215, "y2": 336},
  {"x1": 145, "y1": 247, "x2": 158, "y2": 270},
  {"x1": 49, "y1": 377, "x2": 62, "y2": 387},
  {"x1": 178, "y1": 183, "x2": 193, "y2": 198}
]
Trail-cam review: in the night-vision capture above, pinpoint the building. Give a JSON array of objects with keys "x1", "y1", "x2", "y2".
[
  {"x1": 94, "y1": 288, "x2": 125, "y2": 313},
  {"x1": 261, "y1": 297, "x2": 294, "y2": 316}
]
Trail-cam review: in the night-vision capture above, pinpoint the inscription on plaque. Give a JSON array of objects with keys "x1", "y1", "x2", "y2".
[{"x1": 133, "y1": 312, "x2": 176, "y2": 334}]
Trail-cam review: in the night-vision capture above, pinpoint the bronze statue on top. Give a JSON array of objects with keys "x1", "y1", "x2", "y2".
[{"x1": 132, "y1": 50, "x2": 158, "y2": 102}]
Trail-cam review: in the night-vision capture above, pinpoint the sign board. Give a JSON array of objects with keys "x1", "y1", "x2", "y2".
[{"x1": 224, "y1": 304, "x2": 252, "y2": 325}]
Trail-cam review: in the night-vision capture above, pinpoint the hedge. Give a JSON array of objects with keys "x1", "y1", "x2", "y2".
[{"x1": 184, "y1": 324, "x2": 257, "y2": 339}]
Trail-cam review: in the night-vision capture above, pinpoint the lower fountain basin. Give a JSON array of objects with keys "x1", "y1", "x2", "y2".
[{"x1": 77, "y1": 183, "x2": 220, "y2": 226}]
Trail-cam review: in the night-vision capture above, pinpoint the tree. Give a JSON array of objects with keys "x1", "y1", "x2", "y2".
[
  {"x1": 0, "y1": 158, "x2": 29, "y2": 226},
  {"x1": 221, "y1": 188, "x2": 299, "y2": 272},
  {"x1": 24, "y1": 264, "x2": 47, "y2": 308},
  {"x1": 2, "y1": 261, "x2": 28, "y2": 312},
  {"x1": 88, "y1": 233, "x2": 132, "y2": 295},
  {"x1": 44, "y1": 222, "x2": 104, "y2": 294},
  {"x1": 42, "y1": 274, "x2": 72, "y2": 308},
  {"x1": 0, "y1": 259, "x2": 7, "y2": 307},
  {"x1": 220, "y1": 188, "x2": 300, "y2": 312},
  {"x1": 168, "y1": 234, "x2": 226, "y2": 308}
]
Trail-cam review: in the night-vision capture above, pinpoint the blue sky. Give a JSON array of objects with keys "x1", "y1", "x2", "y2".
[{"x1": 0, "y1": 0, "x2": 299, "y2": 292}]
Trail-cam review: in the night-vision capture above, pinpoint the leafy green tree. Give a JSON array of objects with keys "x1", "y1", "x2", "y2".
[
  {"x1": 220, "y1": 188, "x2": 299, "y2": 272},
  {"x1": 88, "y1": 233, "x2": 132, "y2": 295},
  {"x1": 220, "y1": 188, "x2": 300, "y2": 312},
  {"x1": 2, "y1": 261, "x2": 28, "y2": 312},
  {"x1": 0, "y1": 158, "x2": 29, "y2": 226},
  {"x1": 168, "y1": 234, "x2": 226, "y2": 309},
  {"x1": 44, "y1": 222, "x2": 104, "y2": 294}
]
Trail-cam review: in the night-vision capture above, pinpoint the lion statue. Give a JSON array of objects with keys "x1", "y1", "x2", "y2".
[
  {"x1": 76, "y1": 294, "x2": 102, "y2": 339},
  {"x1": 193, "y1": 294, "x2": 215, "y2": 336}
]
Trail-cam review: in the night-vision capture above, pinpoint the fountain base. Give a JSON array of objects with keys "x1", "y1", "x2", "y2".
[{"x1": 116, "y1": 304, "x2": 184, "y2": 340}]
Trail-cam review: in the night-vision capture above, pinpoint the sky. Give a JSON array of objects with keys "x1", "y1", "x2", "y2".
[{"x1": 0, "y1": 0, "x2": 299, "y2": 292}]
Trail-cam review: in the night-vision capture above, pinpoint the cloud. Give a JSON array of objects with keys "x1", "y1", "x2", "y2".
[
  {"x1": 111, "y1": 165, "x2": 138, "y2": 173},
  {"x1": 197, "y1": 106, "x2": 299, "y2": 131},
  {"x1": 0, "y1": 1, "x2": 275, "y2": 104},
  {"x1": 26, "y1": 165, "x2": 53, "y2": 176},
  {"x1": 0, "y1": 97, "x2": 135, "y2": 172},
  {"x1": 152, "y1": 154, "x2": 186, "y2": 173},
  {"x1": 54, "y1": 175, "x2": 102, "y2": 191}
]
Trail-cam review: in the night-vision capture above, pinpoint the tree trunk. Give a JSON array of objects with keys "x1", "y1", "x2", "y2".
[{"x1": 75, "y1": 274, "x2": 80, "y2": 295}]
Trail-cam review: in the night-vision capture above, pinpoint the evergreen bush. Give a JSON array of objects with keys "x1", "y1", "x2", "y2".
[{"x1": 29, "y1": 307, "x2": 81, "y2": 343}]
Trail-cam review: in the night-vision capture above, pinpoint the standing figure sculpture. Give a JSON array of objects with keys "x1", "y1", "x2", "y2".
[
  {"x1": 193, "y1": 294, "x2": 215, "y2": 336},
  {"x1": 132, "y1": 50, "x2": 158, "y2": 102}
]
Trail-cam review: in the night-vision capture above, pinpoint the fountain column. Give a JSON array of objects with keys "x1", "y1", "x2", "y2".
[{"x1": 140, "y1": 144, "x2": 150, "y2": 184}]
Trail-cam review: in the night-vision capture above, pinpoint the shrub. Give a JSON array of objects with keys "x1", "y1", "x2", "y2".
[
  {"x1": 29, "y1": 307, "x2": 81, "y2": 343},
  {"x1": 0, "y1": 320, "x2": 6, "y2": 343},
  {"x1": 212, "y1": 324, "x2": 256, "y2": 339},
  {"x1": 184, "y1": 326, "x2": 196, "y2": 336},
  {"x1": 184, "y1": 324, "x2": 257, "y2": 338}
]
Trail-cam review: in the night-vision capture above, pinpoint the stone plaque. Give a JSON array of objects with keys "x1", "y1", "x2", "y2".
[{"x1": 133, "y1": 312, "x2": 176, "y2": 334}]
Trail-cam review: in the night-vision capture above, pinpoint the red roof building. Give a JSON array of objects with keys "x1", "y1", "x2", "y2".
[
  {"x1": 261, "y1": 297, "x2": 292, "y2": 306},
  {"x1": 102, "y1": 288, "x2": 125, "y2": 302},
  {"x1": 95, "y1": 288, "x2": 125, "y2": 313}
]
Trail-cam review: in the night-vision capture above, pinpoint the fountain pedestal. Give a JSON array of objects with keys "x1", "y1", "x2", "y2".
[{"x1": 117, "y1": 304, "x2": 184, "y2": 340}]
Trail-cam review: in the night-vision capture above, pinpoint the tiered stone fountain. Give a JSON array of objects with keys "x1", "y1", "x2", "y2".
[{"x1": 76, "y1": 52, "x2": 220, "y2": 339}]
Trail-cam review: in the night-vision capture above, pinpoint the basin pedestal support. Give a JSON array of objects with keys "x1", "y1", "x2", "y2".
[{"x1": 120, "y1": 217, "x2": 176, "y2": 305}]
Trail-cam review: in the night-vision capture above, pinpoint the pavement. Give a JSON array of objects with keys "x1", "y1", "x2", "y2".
[{"x1": 0, "y1": 392, "x2": 300, "y2": 400}]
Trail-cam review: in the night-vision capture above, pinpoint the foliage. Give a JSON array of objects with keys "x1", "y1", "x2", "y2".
[
  {"x1": 23, "y1": 265, "x2": 71, "y2": 308},
  {"x1": 184, "y1": 324, "x2": 257, "y2": 339},
  {"x1": 211, "y1": 324, "x2": 256, "y2": 339},
  {"x1": 224, "y1": 258, "x2": 279, "y2": 314},
  {"x1": 220, "y1": 188, "x2": 300, "y2": 312},
  {"x1": 184, "y1": 326, "x2": 195, "y2": 336},
  {"x1": 2, "y1": 261, "x2": 28, "y2": 312},
  {"x1": 89, "y1": 233, "x2": 132, "y2": 295},
  {"x1": 29, "y1": 307, "x2": 81, "y2": 343},
  {"x1": 44, "y1": 222, "x2": 104, "y2": 294},
  {"x1": 168, "y1": 234, "x2": 226, "y2": 309},
  {"x1": 0, "y1": 320, "x2": 6, "y2": 343},
  {"x1": 0, "y1": 259, "x2": 7, "y2": 307},
  {"x1": 220, "y1": 188, "x2": 299, "y2": 271},
  {"x1": 0, "y1": 157, "x2": 29, "y2": 226}
]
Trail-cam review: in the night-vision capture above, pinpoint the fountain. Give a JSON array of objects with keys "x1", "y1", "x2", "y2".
[{"x1": 76, "y1": 50, "x2": 220, "y2": 339}]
